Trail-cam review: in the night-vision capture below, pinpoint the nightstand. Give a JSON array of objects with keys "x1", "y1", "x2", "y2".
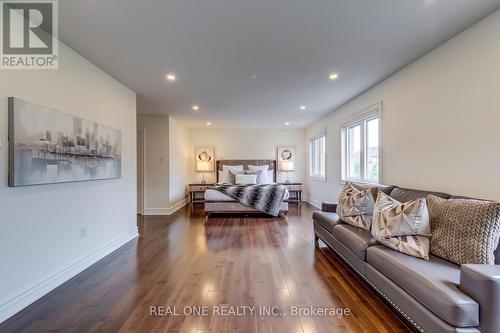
[
  {"x1": 188, "y1": 183, "x2": 215, "y2": 203},
  {"x1": 281, "y1": 182, "x2": 303, "y2": 202}
]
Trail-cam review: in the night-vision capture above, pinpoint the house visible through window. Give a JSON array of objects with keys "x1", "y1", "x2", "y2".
[
  {"x1": 309, "y1": 133, "x2": 326, "y2": 180},
  {"x1": 341, "y1": 103, "x2": 381, "y2": 183}
]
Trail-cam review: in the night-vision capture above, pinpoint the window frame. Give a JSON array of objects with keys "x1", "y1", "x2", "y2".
[
  {"x1": 308, "y1": 131, "x2": 327, "y2": 181},
  {"x1": 340, "y1": 102, "x2": 382, "y2": 184}
]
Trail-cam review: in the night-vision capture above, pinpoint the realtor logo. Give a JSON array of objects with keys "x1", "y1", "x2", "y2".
[{"x1": 1, "y1": 0, "x2": 58, "y2": 69}]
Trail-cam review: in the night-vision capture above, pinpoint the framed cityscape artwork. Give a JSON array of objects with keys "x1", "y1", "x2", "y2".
[{"x1": 8, "y1": 97, "x2": 122, "y2": 187}]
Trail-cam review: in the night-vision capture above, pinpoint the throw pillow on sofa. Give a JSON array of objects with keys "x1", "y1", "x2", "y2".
[
  {"x1": 372, "y1": 192, "x2": 431, "y2": 260},
  {"x1": 336, "y1": 182, "x2": 375, "y2": 230},
  {"x1": 428, "y1": 195, "x2": 500, "y2": 265},
  {"x1": 350, "y1": 182, "x2": 387, "y2": 200}
]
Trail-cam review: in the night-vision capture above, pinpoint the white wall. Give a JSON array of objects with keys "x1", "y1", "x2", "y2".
[
  {"x1": 306, "y1": 10, "x2": 500, "y2": 205},
  {"x1": 188, "y1": 129, "x2": 306, "y2": 183},
  {"x1": 0, "y1": 43, "x2": 137, "y2": 322},
  {"x1": 169, "y1": 117, "x2": 189, "y2": 205},
  {"x1": 137, "y1": 114, "x2": 170, "y2": 211},
  {"x1": 137, "y1": 115, "x2": 189, "y2": 214}
]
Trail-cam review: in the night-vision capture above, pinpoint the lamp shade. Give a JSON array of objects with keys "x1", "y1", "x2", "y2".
[
  {"x1": 196, "y1": 161, "x2": 211, "y2": 172},
  {"x1": 281, "y1": 161, "x2": 294, "y2": 171}
]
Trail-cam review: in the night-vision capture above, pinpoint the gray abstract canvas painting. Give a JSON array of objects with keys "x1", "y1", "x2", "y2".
[{"x1": 8, "y1": 97, "x2": 122, "y2": 187}]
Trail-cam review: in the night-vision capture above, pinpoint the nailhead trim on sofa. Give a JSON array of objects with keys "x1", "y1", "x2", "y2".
[{"x1": 316, "y1": 234, "x2": 425, "y2": 332}]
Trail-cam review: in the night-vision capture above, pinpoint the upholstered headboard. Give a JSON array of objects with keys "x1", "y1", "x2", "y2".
[{"x1": 216, "y1": 160, "x2": 277, "y2": 182}]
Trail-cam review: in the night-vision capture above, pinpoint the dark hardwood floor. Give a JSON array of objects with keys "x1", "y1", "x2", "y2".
[{"x1": 0, "y1": 203, "x2": 410, "y2": 333}]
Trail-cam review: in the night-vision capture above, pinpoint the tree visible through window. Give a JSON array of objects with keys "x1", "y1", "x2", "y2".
[{"x1": 341, "y1": 105, "x2": 380, "y2": 183}]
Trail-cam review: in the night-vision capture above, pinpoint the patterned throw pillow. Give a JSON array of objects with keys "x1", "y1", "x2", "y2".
[
  {"x1": 350, "y1": 182, "x2": 386, "y2": 200},
  {"x1": 372, "y1": 192, "x2": 431, "y2": 260},
  {"x1": 428, "y1": 195, "x2": 500, "y2": 265},
  {"x1": 228, "y1": 170, "x2": 245, "y2": 184},
  {"x1": 336, "y1": 182, "x2": 375, "y2": 230},
  {"x1": 218, "y1": 170, "x2": 230, "y2": 184}
]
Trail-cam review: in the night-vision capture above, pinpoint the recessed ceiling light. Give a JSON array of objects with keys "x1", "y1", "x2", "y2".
[
  {"x1": 300, "y1": 105, "x2": 306, "y2": 110},
  {"x1": 285, "y1": 122, "x2": 290, "y2": 126},
  {"x1": 329, "y1": 73, "x2": 339, "y2": 80},
  {"x1": 192, "y1": 105, "x2": 199, "y2": 111},
  {"x1": 206, "y1": 122, "x2": 212, "y2": 126},
  {"x1": 166, "y1": 73, "x2": 176, "y2": 81}
]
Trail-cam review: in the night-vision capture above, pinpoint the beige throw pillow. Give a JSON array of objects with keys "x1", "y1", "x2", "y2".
[
  {"x1": 372, "y1": 192, "x2": 431, "y2": 260},
  {"x1": 336, "y1": 182, "x2": 375, "y2": 230},
  {"x1": 428, "y1": 195, "x2": 500, "y2": 265}
]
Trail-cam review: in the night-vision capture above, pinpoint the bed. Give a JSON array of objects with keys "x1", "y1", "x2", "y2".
[{"x1": 204, "y1": 159, "x2": 289, "y2": 219}]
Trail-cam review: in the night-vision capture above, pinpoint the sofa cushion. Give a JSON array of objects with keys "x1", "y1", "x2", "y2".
[
  {"x1": 389, "y1": 187, "x2": 451, "y2": 202},
  {"x1": 314, "y1": 223, "x2": 368, "y2": 275},
  {"x1": 366, "y1": 266, "x2": 475, "y2": 333},
  {"x1": 312, "y1": 211, "x2": 341, "y2": 234},
  {"x1": 367, "y1": 245, "x2": 479, "y2": 327},
  {"x1": 332, "y1": 224, "x2": 378, "y2": 261}
]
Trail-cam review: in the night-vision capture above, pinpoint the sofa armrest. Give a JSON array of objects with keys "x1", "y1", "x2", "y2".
[
  {"x1": 321, "y1": 202, "x2": 337, "y2": 213},
  {"x1": 460, "y1": 264, "x2": 500, "y2": 333}
]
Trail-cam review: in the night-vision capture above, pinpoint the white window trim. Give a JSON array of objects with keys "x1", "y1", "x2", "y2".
[
  {"x1": 340, "y1": 102, "x2": 382, "y2": 184},
  {"x1": 309, "y1": 131, "x2": 327, "y2": 181}
]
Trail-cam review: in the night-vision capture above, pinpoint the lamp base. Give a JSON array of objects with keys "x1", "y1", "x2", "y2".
[{"x1": 283, "y1": 171, "x2": 291, "y2": 184}]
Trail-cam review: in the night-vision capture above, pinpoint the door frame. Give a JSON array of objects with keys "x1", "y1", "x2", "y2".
[{"x1": 137, "y1": 128, "x2": 146, "y2": 215}]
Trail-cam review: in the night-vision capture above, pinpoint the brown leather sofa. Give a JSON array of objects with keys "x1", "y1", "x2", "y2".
[{"x1": 313, "y1": 185, "x2": 500, "y2": 333}]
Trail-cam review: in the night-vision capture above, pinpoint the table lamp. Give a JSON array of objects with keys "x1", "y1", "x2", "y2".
[
  {"x1": 281, "y1": 161, "x2": 294, "y2": 183},
  {"x1": 196, "y1": 160, "x2": 211, "y2": 184}
]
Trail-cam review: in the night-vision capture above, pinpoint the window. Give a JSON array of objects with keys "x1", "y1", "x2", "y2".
[
  {"x1": 309, "y1": 133, "x2": 326, "y2": 180},
  {"x1": 341, "y1": 104, "x2": 381, "y2": 183}
]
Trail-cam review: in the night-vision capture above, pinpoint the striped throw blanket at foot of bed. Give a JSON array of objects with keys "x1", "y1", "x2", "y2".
[{"x1": 210, "y1": 184, "x2": 287, "y2": 216}]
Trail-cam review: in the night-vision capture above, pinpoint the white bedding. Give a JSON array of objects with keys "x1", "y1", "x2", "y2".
[{"x1": 205, "y1": 186, "x2": 290, "y2": 201}]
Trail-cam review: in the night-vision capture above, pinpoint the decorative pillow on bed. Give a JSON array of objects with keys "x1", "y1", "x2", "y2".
[
  {"x1": 218, "y1": 170, "x2": 230, "y2": 184},
  {"x1": 235, "y1": 173, "x2": 257, "y2": 185},
  {"x1": 428, "y1": 195, "x2": 500, "y2": 265},
  {"x1": 245, "y1": 170, "x2": 264, "y2": 184},
  {"x1": 248, "y1": 165, "x2": 269, "y2": 172},
  {"x1": 371, "y1": 192, "x2": 431, "y2": 260},
  {"x1": 223, "y1": 165, "x2": 244, "y2": 172},
  {"x1": 248, "y1": 165, "x2": 270, "y2": 183},
  {"x1": 336, "y1": 182, "x2": 375, "y2": 230},
  {"x1": 228, "y1": 170, "x2": 245, "y2": 184},
  {"x1": 266, "y1": 170, "x2": 274, "y2": 183}
]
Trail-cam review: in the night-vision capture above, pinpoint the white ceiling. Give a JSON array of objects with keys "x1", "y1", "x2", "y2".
[{"x1": 59, "y1": 0, "x2": 500, "y2": 129}]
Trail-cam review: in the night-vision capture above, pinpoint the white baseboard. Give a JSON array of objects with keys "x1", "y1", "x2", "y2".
[
  {"x1": 0, "y1": 227, "x2": 139, "y2": 324},
  {"x1": 143, "y1": 197, "x2": 189, "y2": 216},
  {"x1": 303, "y1": 194, "x2": 321, "y2": 209}
]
